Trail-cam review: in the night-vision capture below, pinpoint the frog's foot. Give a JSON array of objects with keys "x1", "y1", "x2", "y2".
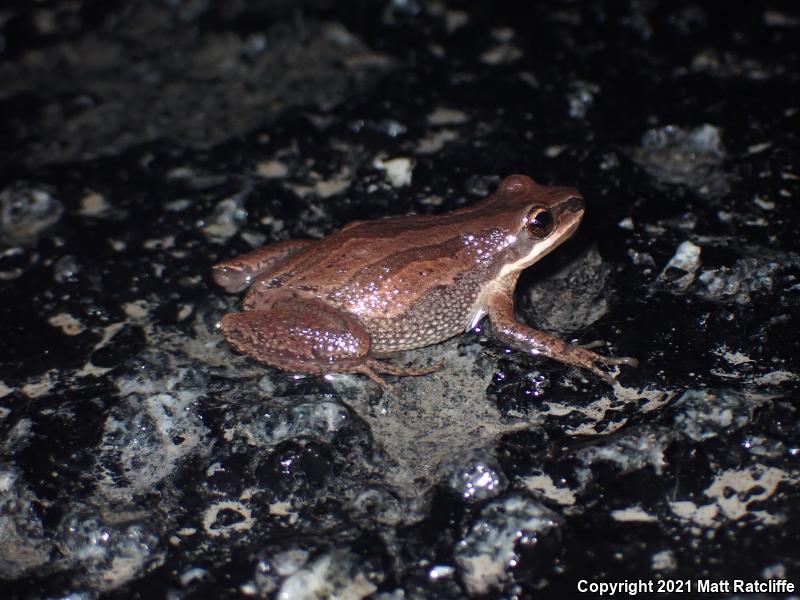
[
  {"x1": 487, "y1": 291, "x2": 638, "y2": 385},
  {"x1": 219, "y1": 303, "x2": 441, "y2": 397},
  {"x1": 365, "y1": 358, "x2": 444, "y2": 377},
  {"x1": 354, "y1": 365, "x2": 400, "y2": 398},
  {"x1": 351, "y1": 359, "x2": 441, "y2": 398},
  {"x1": 569, "y1": 346, "x2": 639, "y2": 384},
  {"x1": 219, "y1": 302, "x2": 374, "y2": 374},
  {"x1": 580, "y1": 339, "x2": 639, "y2": 367}
]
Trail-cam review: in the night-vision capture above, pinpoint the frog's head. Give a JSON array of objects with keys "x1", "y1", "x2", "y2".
[{"x1": 492, "y1": 174, "x2": 585, "y2": 276}]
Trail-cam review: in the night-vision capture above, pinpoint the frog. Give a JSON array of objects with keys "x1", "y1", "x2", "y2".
[{"x1": 212, "y1": 174, "x2": 636, "y2": 391}]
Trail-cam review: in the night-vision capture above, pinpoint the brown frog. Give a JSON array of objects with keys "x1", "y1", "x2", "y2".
[{"x1": 212, "y1": 175, "x2": 636, "y2": 390}]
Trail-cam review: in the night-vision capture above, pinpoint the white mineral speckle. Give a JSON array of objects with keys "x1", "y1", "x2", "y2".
[
  {"x1": 704, "y1": 465, "x2": 788, "y2": 522},
  {"x1": 479, "y1": 44, "x2": 522, "y2": 65},
  {"x1": 275, "y1": 550, "x2": 377, "y2": 600},
  {"x1": 176, "y1": 304, "x2": 193, "y2": 321},
  {"x1": 416, "y1": 129, "x2": 458, "y2": 154},
  {"x1": 540, "y1": 382, "x2": 675, "y2": 437},
  {"x1": 753, "y1": 195, "x2": 775, "y2": 210},
  {"x1": 652, "y1": 549, "x2": 677, "y2": 571},
  {"x1": 428, "y1": 565, "x2": 455, "y2": 580},
  {"x1": 761, "y1": 563, "x2": 786, "y2": 579},
  {"x1": 713, "y1": 345, "x2": 754, "y2": 366},
  {"x1": 373, "y1": 157, "x2": 414, "y2": 187},
  {"x1": 618, "y1": 216, "x2": 634, "y2": 230},
  {"x1": 165, "y1": 198, "x2": 191, "y2": 212},
  {"x1": 669, "y1": 464, "x2": 789, "y2": 528},
  {"x1": 256, "y1": 160, "x2": 289, "y2": 179},
  {"x1": 202, "y1": 501, "x2": 254, "y2": 537},
  {"x1": 312, "y1": 172, "x2": 352, "y2": 198},
  {"x1": 490, "y1": 26, "x2": 514, "y2": 43},
  {"x1": 180, "y1": 567, "x2": 209, "y2": 586},
  {"x1": 658, "y1": 240, "x2": 701, "y2": 290},
  {"x1": 48, "y1": 312, "x2": 85, "y2": 336},
  {"x1": 749, "y1": 370, "x2": 799, "y2": 386},
  {"x1": 426, "y1": 107, "x2": 468, "y2": 125},
  {"x1": 202, "y1": 196, "x2": 247, "y2": 241},
  {"x1": 544, "y1": 145, "x2": 565, "y2": 157},
  {"x1": 268, "y1": 502, "x2": 296, "y2": 521},
  {"x1": 286, "y1": 172, "x2": 352, "y2": 199},
  {"x1": 521, "y1": 473, "x2": 576, "y2": 505},
  {"x1": 240, "y1": 582, "x2": 258, "y2": 596},
  {"x1": 78, "y1": 192, "x2": 110, "y2": 217},
  {"x1": 611, "y1": 506, "x2": 658, "y2": 522},
  {"x1": 123, "y1": 301, "x2": 149, "y2": 319},
  {"x1": 21, "y1": 370, "x2": 57, "y2": 398},
  {"x1": 669, "y1": 500, "x2": 719, "y2": 528}
]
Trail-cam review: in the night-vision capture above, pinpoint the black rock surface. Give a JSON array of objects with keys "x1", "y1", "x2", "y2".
[{"x1": 1, "y1": 1, "x2": 798, "y2": 598}]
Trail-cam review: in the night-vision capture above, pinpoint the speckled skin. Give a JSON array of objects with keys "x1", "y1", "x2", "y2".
[{"x1": 213, "y1": 175, "x2": 636, "y2": 388}]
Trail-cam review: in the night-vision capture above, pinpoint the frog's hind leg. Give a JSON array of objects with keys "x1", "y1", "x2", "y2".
[
  {"x1": 213, "y1": 239, "x2": 313, "y2": 293},
  {"x1": 219, "y1": 298, "x2": 441, "y2": 396},
  {"x1": 219, "y1": 298, "x2": 373, "y2": 374}
]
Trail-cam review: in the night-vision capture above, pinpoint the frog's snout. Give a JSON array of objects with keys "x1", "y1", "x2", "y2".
[{"x1": 563, "y1": 194, "x2": 584, "y2": 214}]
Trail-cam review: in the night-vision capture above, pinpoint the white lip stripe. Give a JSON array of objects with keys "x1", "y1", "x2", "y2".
[{"x1": 496, "y1": 232, "x2": 564, "y2": 279}]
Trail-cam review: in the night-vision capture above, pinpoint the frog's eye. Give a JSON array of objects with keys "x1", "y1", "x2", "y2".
[{"x1": 525, "y1": 207, "x2": 554, "y2": 239}]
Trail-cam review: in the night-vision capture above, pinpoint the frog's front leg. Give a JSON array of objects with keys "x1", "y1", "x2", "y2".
[
  {"x1": 486, "y1": 290, "x2": 637, "y2": 383},
  {"x1": 213, "y1": 239, "x2": 313, "y2": 293},
  {"x1": 219, "y1": 296, "x2": 423, "y2": 392}
]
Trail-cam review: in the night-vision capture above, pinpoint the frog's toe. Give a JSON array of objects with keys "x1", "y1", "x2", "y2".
[
  {"x1": 576, "y1": 341, "x2": 637, "y2": 366},
  {"x1": 571, "y1": 346, "x2": 637, "y2": 384},
  {"x1": 365, "y1": 358, "x2": 442, "y2": 377},
  {"x1": 355, "y1": 364, "x2": 400, "y2": 397},
  {"x1": 597, "y1": 354, "x2": 639, "y2": 367},
  {"x1": 407, "y1": 361, "x2": 445, "y2": 376},
  {"x1": 578, "y1": 342, "x2": 637, "y2": 367},
  {"x1": 591, "y1": 366, "x2": 617, "y2": 385},
  {"x1": 580, "y1": 339, "x2": 606, "y2": 350}
]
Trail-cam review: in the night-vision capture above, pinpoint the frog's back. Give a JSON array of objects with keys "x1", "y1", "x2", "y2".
[{"x1": 247, "y1": 209, "x2": 509, "y2": 352}]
